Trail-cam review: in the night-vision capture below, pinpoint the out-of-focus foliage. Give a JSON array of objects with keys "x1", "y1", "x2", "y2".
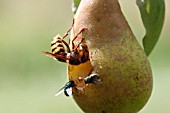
[
  {"x1": 72, "y1": 0, "x2": 81, "y2": 14},
  {"x1": 137, "y1": 0, "x2": 165, "y2": 56}
]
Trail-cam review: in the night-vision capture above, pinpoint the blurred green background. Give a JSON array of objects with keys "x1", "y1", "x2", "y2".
[{"x1": 0, "y1": 0, "x2": 169, "y2": 113}]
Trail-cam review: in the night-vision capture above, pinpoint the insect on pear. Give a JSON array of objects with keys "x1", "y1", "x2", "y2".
[
  {"x1": 43, "y1": 19, "x2": 89, "y2": 65},
  {"x1": 84, "y1": 73, "x2": 102, "y2": 85},
  {"x1": 55, "y1": 74, "x2": 101, "y2": 97},
  {"x1": 55, "y1": 81, "x2": 75, "y2": 97},
  {"x1": 43, "y1": 19, "x2": 101, "y2": 97}
]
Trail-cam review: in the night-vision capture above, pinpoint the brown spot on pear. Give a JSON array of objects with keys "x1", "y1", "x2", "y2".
[{"x1": 68, "y1": 0, "x2": 153, "y2": 113}]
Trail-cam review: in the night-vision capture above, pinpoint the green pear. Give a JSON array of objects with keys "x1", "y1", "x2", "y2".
[{"x1": 68, "y1": 0, "x2": 153, "y2": 113}]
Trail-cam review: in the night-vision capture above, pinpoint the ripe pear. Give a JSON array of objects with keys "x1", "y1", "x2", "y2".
[{"x1": 68, "y1": 0, "x2": 153, "y2": 113}]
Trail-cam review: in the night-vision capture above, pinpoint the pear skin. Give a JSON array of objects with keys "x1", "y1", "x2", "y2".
[{"x1": 68, "y1": 0, "x2": 153, "y2": 113}]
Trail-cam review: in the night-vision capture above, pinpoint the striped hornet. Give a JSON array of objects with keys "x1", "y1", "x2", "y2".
[
  {"x1": 43, "y1": 19, "x2": 89, "y2": 65},
  {"x1": 43, "y1": 19, "x2": 101, "y2": 97}
]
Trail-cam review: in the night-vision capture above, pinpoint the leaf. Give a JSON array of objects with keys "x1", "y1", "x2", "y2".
[
  {"x1": 136, "y1": 0, "x2": 165, "y2": 56},
  {"x1": 72, "y1": 0, "x2": 81, "y2": 14}
]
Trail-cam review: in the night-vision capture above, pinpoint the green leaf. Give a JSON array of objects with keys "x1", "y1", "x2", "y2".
[
  {"x1": 136, "y1": 0, "x2": 165, "y2": 56},
  {"x1": 72, "y1": 0, "x2": 81, "y2": 14}
]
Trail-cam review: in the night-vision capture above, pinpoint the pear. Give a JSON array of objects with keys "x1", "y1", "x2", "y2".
[{"x1": 68, "y1": 0, "x2": 153, "y2": 113}]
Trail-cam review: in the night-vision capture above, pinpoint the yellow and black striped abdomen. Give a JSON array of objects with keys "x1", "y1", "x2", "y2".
[
  {"x1": 51, "y1": 35, "x2": 65, "y2": 54},
  {"x1": 50, "y1": 35, "x2": 67, "y2": 62}
]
